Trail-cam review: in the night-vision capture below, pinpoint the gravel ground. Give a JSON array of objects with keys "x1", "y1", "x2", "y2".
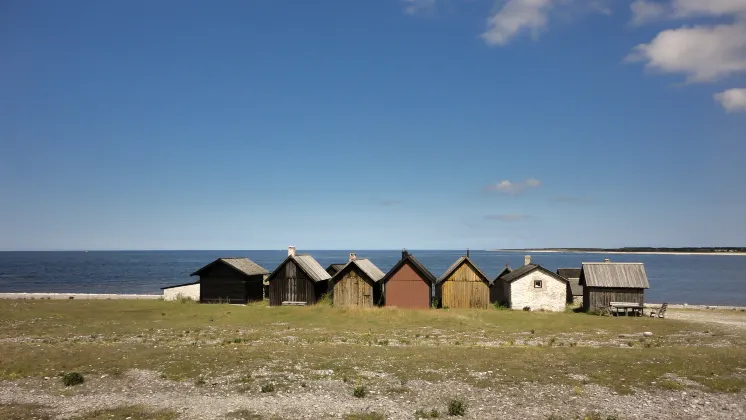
[
  {"x1": 1, "y1": 369, "x2": 745, "y2": 419},
  {"x1": 665, "y1": 309, "x2": 746, "y2": 330}
]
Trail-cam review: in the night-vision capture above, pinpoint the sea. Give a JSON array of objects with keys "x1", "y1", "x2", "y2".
[{"x1": 1, "y1": 250, "x2": 745, "y2": 306}]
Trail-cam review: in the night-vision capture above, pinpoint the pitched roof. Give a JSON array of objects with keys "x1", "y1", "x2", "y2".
[
  {"x1": 381, "y1": 253, "x2": 437, "y2": 284},
  {"x1": 293, "y1": 254, "x2": 333, "y2": 282},
  {"x1": 499, "y1": 264, "x2": 569, "y2": 284},
  {"x1": 332, "y1": 258, "x2": 386, "y2": 283},
  {"x1": 557, "y1": 268, "x2": 581, "y2": 280},
  {"x1": 437, "y1": 256, "x2": 490, "y2": 284},
  {"x1": 161, "y1": 280, "x2": 200, "y2": 290},
  {"x1": 326, "y1": 263, "x2": 347, "y2": 275},
  {"x1": 190, "y1": 257, "x2": 269, "y2": 277},
  {"x1": 580, "y1": 262, "x2": 650, "y2": 288}
]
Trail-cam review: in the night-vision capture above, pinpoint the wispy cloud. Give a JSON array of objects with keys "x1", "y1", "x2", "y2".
[
  {"x1": 380, "y1": 199, "x2": 403, "y2": 206},
  {"x1": 714, "y1": 88, "x2": 746, "y2": 113},
  {"x1": 485, "y1": 213, "x2": 531, "y2": 221},
  {"x1": 481, "y1": 0, "x2": 611, "y2": 46},
  {"x1": 551, "y1": 195, "x2": 594, "y2": 203},
  {"x1": 402, "y1": 0, "x2": 437, "y2": 16},
  {"x1": 484, "y1": 178, "x2": 541, "y2": 195}
]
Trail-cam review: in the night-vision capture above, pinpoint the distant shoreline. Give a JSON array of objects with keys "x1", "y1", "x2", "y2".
[
  {"x1": 494, "y1": 249, "x2": 746, "y2": 256},
  {"x1": 0, "y1": 293, "x2": 160, "y2": 300}
]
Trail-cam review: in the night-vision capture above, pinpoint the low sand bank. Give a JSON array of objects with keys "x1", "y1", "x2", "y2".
[
  {"x1": 0, "y1": 293, "x2": 160, "y2": 300},
  {"x1": 506, "y1": 250, "x2": 746, "y2": 256}
]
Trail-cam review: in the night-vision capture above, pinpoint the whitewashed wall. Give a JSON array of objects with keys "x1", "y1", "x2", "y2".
[
  {"x1": 163, "y1": 283, "x2": 200, "y2": 301},
  {"x1": 509, "y1": 271, "x2": 566, "y2": 312}
]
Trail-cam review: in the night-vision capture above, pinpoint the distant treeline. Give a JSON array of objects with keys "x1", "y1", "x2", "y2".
[{"x1": 515, "y1": 247, "x2": 746, "y2": 253}]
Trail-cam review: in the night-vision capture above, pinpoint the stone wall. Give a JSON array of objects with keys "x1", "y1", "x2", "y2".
[{"x1": 509, "y1": 271, "x2": 566, "y2": 312}]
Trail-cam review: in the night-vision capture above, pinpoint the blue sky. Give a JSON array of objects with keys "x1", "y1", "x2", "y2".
[{"x1": 1, "y1": 0, "x2": 745, "y2": 251}]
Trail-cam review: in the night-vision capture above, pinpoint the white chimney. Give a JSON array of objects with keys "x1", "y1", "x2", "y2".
[
  {"x1": 349, "y1": 252, "x2": 357, "y2": 262},
  {"x1": 288, "y1": 246, "x2": 296, "y2": 257},
  {"x1": 524, "y1": 255, "x2": 531, "y2": 266}
]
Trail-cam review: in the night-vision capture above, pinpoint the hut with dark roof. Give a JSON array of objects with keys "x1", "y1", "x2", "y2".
[
  {"x1": 497, "y1": 258, "x2": 569, "y2": 312},
  {"x1": 381, "y1": 249, "x2": 436, "y2": 309},
  {"x1": 557, "y1": 268, "x2": 582, "y2": 305},
  {"x1": 190, "y1": 257, "x2": 270, "y2": 304},
  {"x1": 435, "y1": 250, "x2": 491, "y2": 309},
  {"x1": 330, "y1": 252, "x2": 385, "y2": 307},
  {"x1": 490, "y1": 263, "x2": 512, "y2": 305},
  {"x1": 579, "y1": 261, "x2": 650, "y2": 312},
  {"x1": 266, "y1": 247, "x2": 332, "y2": 306},
  {"x1": 325, "y1": 263, "x2": 347, "y2": 277}
]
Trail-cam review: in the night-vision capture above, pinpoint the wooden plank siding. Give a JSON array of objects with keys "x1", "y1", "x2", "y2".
[
  {"x1": 199, "y1": 263, "x2": 264, "y2": 304},
  {"x1": 384, "y1": 262, "x2": 431, "y2": 309},
  {"x1": 268, "y1": 260, "x2": 322, "y2": 306},
  {"x1": 583, "y1": 287, "x2": 644, "y2": 312},
  {"x1": 440, "y1": 264, "x2": 489, "y2": 309},
  {"x1": 333, "y1": 266, "x2": 375, "y2": 307}
]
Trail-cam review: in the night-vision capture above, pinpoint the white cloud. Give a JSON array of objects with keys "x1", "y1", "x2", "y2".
[
  {"x1": 631, "y1": 0, "x2": 746, "y2": 24},
  {"x1": 626, "y1": 21, "x2": 746, "y2": 83},
  {"x1": 714, "y1": 88, "x2": 746, "y2": 112},
  {"x1": 484, "y1": 178, "x2": 542, "y2": 195},
  {"x1": 482, "y1": 0, "x2": 554, "y2": 46},
  {"x1": 630, "y1": 1, "x2": 668, "y2": 25},
  {"x1": 481, "y1": 0, "x2": 611, "y2": 46},
  {"x1": 402, "y1": 0, "x2": 437, "y2": 16}
]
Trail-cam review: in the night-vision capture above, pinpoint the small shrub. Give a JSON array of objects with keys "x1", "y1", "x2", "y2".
[
  {"x1": 353, "y1": 384, "x2": 367, "y2": 398},
  {"x1": 377, "y1": 339, "x2": 389, "y2": 346},
  {"x1": 161, "y1": 312, "x2": 166, "y2": 316},
  {"x1": 233, "y1": 337, "x2": 244, "y2": 344},
  {"x1": 530, "y1": 329, "x2": 536, "y2": 335},
  {"x1": 195, "y1": 376, "x2": 206, "y2": 386},
  {"x1": 548, "y1": 337, "x2": 557, "y2": 346},
  {"x1": 447, "y1": 398, "x2": 466, "y2": 416},
  {"x1": 492, "y1": 302, "x2": 508, "y2": 310},
  {"x1": 415, "y1": 408, "x2": 441, "y2": 418},
  {"x1": 573, "y1": 385, "x2": 583, "y2": 396},
  {"x1": 627, "y1": 341, "x2": 634, "y2": 347},
  {"x1": 317, "y1": 292, "x2": 333, "y2": 306},
  {"x1": 62, "y1": 372, "x2": 84, "y2": 386},
  {"x1": 430, "y1": 408, "x2": 440, "y2": 418},
  {"x1": 261, "y1": 383, "x2": 275, "y2": 393},
  {"x1": 659, "y1": 380, "x2": 684, "y2": 391},
  {"x1": 431, "y1": 297, "x2": 440, "y2": 308},
  {"x1": 523, "y1": 306, "x2": 531, "y2": 311},
  {"x1": 68, "y1": 296, "x2": 74, "y2": 300},
  {"x1": 179, "y1": 296, "x2": 193, "y2": 304},
  {"x1": 342, "y1": 376, "x2": 350, "y2": 383}
]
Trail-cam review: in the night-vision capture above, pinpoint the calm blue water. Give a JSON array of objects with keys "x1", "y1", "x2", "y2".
[{"x1": 0, "y1": 250, "x2": 745, "y2": 305}]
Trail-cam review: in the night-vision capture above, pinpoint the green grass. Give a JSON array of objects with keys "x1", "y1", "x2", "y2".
[
  {"x1": 0, "y1": 300, "x2": 745, "y2": 394},
  {"x1": 0, "y1": 404, "x2": 52, "y2": 420},
  {"x1": 344, "y1": 413, "x2": 385, "y2": 420},
  {"x1": 73, "y1": 405, "x2": 177, "y2": 420}
]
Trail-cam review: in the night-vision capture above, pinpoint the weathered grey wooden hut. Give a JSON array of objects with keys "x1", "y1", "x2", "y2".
[
  {"x1": 190, "y1": 257, "x2": 270, "y2": 304},
  {"x1": 579, "y1": 261, "x2": 650, "y2": 311},
  {"x1": 330, "y1": 253, "x2": 385, "y2": 307},
  {"x1": 557, "y1": 268, "x2": 582, "y2": 305},
  {"x1": 266, "y1": 247, "x2": 332, "y2": 306}
]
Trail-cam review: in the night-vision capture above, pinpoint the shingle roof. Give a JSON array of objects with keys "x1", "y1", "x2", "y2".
[
  {"x1": 333, "y1": 258, "x2": 386, "y2": 283},
  {"x1": 381, "y1": 253, "x2": 437, "y2": 284},
  {"x1": 580, "y1": 262, "x2": 650, "y2": 288},
  {"x1": 499, "y1": 264, "x2": 569, "y2": 284},
  {"x1": 190, "y1": 257, "x2": 269, "y2": 277},
  {"x1": 293, "y1": 254, "x2": 333, "y2": 282},
  {"x1": 326, "y1": 263, "x2": 347, "y2": 275},
  {"x1": 437, "y1": 256, "x2": 490, "y2": 284},
  {"x1": 557, "y1": 268, "x2": 583, "y2": 296},
  {"x1": 492, "y1": 266, "x2": 512, "y2": 284},
  {"x1": 557, "y1": 268, "x2": 581, "y2": 280}
]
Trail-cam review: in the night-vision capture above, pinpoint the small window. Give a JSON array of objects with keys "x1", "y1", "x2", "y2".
[{"x1": 534, "y1": 279, "x2": 543, "y2": 288}]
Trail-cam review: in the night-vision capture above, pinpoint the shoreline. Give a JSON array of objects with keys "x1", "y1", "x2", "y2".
[
  {"x1": 0, "y1": 292, "x2": 161, "y2": 300},
  {"x1": 496, "y1": 249, "x2": 746, "y2": 256}
]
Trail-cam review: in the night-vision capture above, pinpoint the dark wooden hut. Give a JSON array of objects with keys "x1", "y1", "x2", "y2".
[
  {"x1": 330, "y1": 253, "x2": 385, "y2": 307},
  {"x1": 190, "y1": 257, "x2": 269, "y2": 304},
  {"x1": 325, "y1": 263, "x2": 347, "y2": 277},
  {"x1": 381, "y1": 249, "x2": 436, "y2": 309},
  {"x1": 267, "y1": 247, "x2": 331, "y2": 306},
  {"x1": 557, "y1": 268, "x2": 582, "y2": 304},
  {"x1": 579, "y1": 261, "x2": 650, "y2": 311},
  {"x1": 489, "y1": 263, "x2": 512, "y2": 305},
  {"x1": 434, "y1": 250, "x2": 491, "y2": 309}
]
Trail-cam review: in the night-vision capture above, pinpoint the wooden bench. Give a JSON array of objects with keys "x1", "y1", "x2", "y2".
[
  {"x1": 281, "y1": 301, "x2": 307, "y2": 306},
  {"x1": 649, "y1": 302, "x2": 668, "y2": 318}
]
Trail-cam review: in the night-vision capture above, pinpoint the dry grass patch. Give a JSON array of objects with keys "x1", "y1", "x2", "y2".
[
  {"x1": 0, "y1": 403, "x2": 53, "y2": 420},
  {"x1": 73, "y1": 405, "x2": 177, "y2": 420}
]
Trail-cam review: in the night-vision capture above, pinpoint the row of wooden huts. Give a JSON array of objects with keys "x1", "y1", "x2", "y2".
[{"x1": 162, "y1": 247, "x2": 650, "y2": 312}]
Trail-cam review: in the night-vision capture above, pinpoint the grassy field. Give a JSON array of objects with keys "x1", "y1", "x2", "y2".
[{"x1": 1, "y1": 299, "x2": 745, "y2": 399}]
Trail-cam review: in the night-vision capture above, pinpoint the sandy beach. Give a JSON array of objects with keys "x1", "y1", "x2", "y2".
[{"x1": 499, "y1": 249, "x2": 746, "y2": 256}]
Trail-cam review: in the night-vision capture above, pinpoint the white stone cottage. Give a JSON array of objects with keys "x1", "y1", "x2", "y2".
[{"x1": 495, "y1": 261, "x2": 569, "y2": 312}]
